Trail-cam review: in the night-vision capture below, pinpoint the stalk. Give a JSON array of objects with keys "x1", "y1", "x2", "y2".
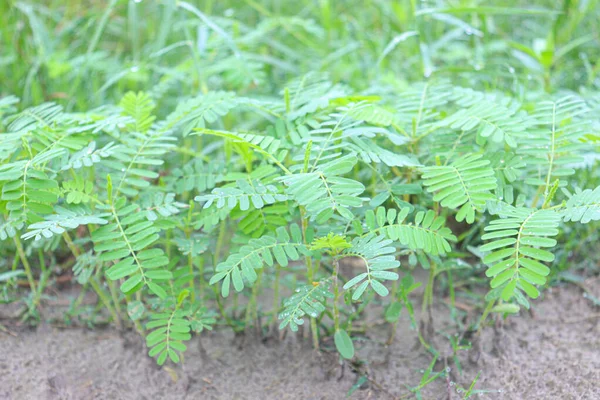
[
  {"x1": 301, "y1": 206, "x2": 320, "y2": 349},
  {"x1": 477, "y1": 299, "x2": 495, "y2": 335},
  {"x1": 198, "y1": 256, "x2": 205, "y2": 303},
  {"x1": 63, "y1": 231, "x2": 125, "y2": 329},
  {"x1": 35, "y1": 249, "x2": 49, "y2": 307},
  {"x1": 187, "y1": 243, "x2": 195, "y2": 303},
  {"x1": 186, "y1": 201, "x2": 196, "y2": 302},
  {"x1": 386, "y1": 280, "x2": 400, "y2": 345},
  {"x1": 421, "y1": 263, "x2": 436, "y2": 319},
  {"x1": 62, "y1": 231, "x2": 81, "y2": 257},
  {"x1": 245, "y1": 269, "x2": 263, "y2": 336},
  {"x1": 89, "y1": 277, "x2": 121, "y2": 329},
  {"x1": 447, "y1": 270, "x2": 456, "y2": 321},
  {"x1": 107, "y1": 279, "x2": 123, "y2": 328},
  {"x1": 332, "y1": 258, "x2": 341, "y2": 332},
  {"x1": 419, "y1": 262, "x2": 437, "y2": 350},
  {"x1": 70, "y1": 282, "x2": 89, "y2": 313},
  {"x1": 270, "y1": 264, "x2": 281, "y2": 326},
  {"x1": 166, "y1": 229, "x2": 172, "y2": 259},
  {"x1": 13, "y1": 236, "x2": 37, "y2": 300}
]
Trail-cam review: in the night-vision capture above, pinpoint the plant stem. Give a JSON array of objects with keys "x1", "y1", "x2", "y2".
[
  {"x1": 71, "y1": 282, "x2": 89, "y2": 313},
  {"x1": 447, "y1": 270, "x2": 456, "y2": 321},
  {"x1": 332, "y1": 257, "x2": 341, "y2": 331},
  {"x1": 34, "y1": 249, "x2": 49, "y2": 307},
  {"x1": 188, "y1": 251, "x2": 195, "y2": 303},
  {"x1": 271, "y1": 264, "x2": 281, "y2": 326},
  {"x1": 89, "y1": 277, "x2": 121, "y2": 329},
  {"x1": 63, "y1": 231, "x2": 125, "y2": 329},
  {"x1": 62, "y1": 231, "x2": 80, "y2": 257},
  {"x1": 185, "y1": 201, "x2": 196, "y2": 302},
  {"x1": 301, "y1": 206, "x2": 320, "y2": 349},
  {"x1": 13, "y1": 236, "x2": 37, "y2": 298},
  {"x1": 477, "y1": 299, "x2": 495, "y2": 335},
  {"x1": 212, "y1": 284, "x2": 236, "y2": 330},
  {"x1": 214, "y1": 220, "x2": 227, "y2": 266},
  {"x1": 421, "y1": 263, "x2": 436, "y2": 319},
  {"x1": 166, "y1": 229, "x2": 172, "y2": 259},
  {"x1": 107, "y1": 279, "x2": 123, "y2": 328},
  {"x1": 245, "y1": 269, "x2": 263, "y2": 335},
  {"x1": 198, "y1": 256, "x2": 205, "y2": 303}
]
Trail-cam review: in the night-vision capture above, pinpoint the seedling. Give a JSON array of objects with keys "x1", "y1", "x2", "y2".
[{"x1": 0, "y1": 1, "x2": 599, "y2": 396}]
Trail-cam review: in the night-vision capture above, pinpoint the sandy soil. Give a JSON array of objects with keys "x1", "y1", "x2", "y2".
[{"x1": 1, "y1": 282, "x2": 598, "y2": 400}]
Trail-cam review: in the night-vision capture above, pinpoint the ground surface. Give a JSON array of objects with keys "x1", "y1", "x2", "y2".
[{"x1": 1, "y1": 282, "x2": 599, "y2": 400}]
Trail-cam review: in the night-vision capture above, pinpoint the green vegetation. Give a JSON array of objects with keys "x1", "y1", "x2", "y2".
[{"x1": 1, "y1": 0, "x2": 599, "y2": 393}]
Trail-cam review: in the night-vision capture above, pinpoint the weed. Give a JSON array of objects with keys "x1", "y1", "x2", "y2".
[{"x1": 1, "y1": 0, "x2": 599, "y2": 396}]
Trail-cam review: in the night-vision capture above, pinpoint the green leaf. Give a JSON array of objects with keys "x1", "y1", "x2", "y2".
[
  {"x1": 334, "y1": 329, "x2": 355, "y2": 359},
  {"x1": 148, "y1": 282, "x2": 168, "y2": 299},
  {"x1": 384, "y1": 302, "x2": 403, "y2": 323},
  {"x1": 127, "y1": 301, "x2": 145, "y2": 321},
  {"x1": 491, "y1": 304, "x2": 520, "y2": 314}
]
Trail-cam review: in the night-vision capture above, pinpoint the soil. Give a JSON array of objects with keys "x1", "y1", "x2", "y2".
[{"x1": 1, "y1": 281, "x2": 599, "y2": 400}]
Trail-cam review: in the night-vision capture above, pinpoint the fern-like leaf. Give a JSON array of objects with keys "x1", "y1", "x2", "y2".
[
  {"x1": 195, "y1": 179, "x2": 287, "y2": 211},
  {"x1": 193, "y1": 128, "x2": 284, "y2": 157},
  {"x1": 139, "y1": 192, "x2": 187, "y2": 221},
  {"x1": 161, "y1": 91, "x2": 238, "y2": 136},
  {"x1": 230, "y1": 203, "x2": 289, "y2": 238},
  {"x1": 480, "y1": 207, "x2": 561, "y2": 301},
  {"x1": 438, "y1": 95, "x2": 533, "y2": 147},
  {"x1": 1, "y1": 168, "x2": 60, "y2": 223},
  {"x1": 169, "y1": 160, "x2": 225, "y2": 195},
  {"x1": 519, "y1": 96, "x2": 589, "y2": 194},
  {"x1": 421, "y1": 154, "x2": 496, "y2": 223},
  {"x1": 92, "y1": 198, "x2": 171, "y2": 298},
  {"x1": 146, "y1": 309, "x2": 191, "y2": 365},
  {"x1": 21, "y1": 205, "x2": 107, "y2": 241},
  {"x1": 209, "y1": 224, "x2": 308, "y2": 296},
  {"x1": 278, "y1": 280, "x2": 333, "y2": 331},
  {"x1": 61, "y1": 141, "x2": 117, "y2": 171},
  {"x1": 562, "y1": 186, "x2": 600, "y2": 223},
  {"x1": 280, "y1": 154, "x2": 365, "y2": 222},
  {"x1": 342, "y1": 234, "x2": 400, "y2": 300},
  {"x1": 119, "y1": 91, "x2": 156, "y2": 133},
  {"x1": 109, "y1": 130, "x2": 176, "y2": 197},
  {"x1": 363, "y1": 206, "x2": 456, "y2": 256}
]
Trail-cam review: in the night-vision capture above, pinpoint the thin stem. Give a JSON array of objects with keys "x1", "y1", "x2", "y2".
[
  {"x1": 447, "y1": 270, "x2": 456, "y2": 321},
  {"x1": 13, "y1": 236, "x2": 37, "y2": 297},
  {"x1": 89, "y1": 277, "x2": 121, "y2": 329},
  {"x1": 107, "y1": 279, "x2": 123, "y2": 328},
  {"x1": 62, "y1": 231, "x2": 81, "y2": 257},
  {"x1": 198, "y1": 256, "x2": 205, "y2": 303},
  {"x1": 271, "y1": 265, "x2": 281, "y2": 326},
  {"x1": 332, "y1": 258, "x2": 341, "y2": 331},
  {"x1": 477, "y1": 299, "x2": 495, "y2": 335},
  {"x1": 184, "y1": 201, "x2": 196, "y2": 302},
  {"x1": 70, "y1": 282, "x2": 89, "y2": 313},
  {"x1": 212, "y1": 284, "x2": 236, "y2": 330},
  {"x1": 35, "y1": 249, "x2": 49, "y2": 306},
  {"x1": 245, "y1": 269, "x2": 263, "y2": 335},
  {"x1": 421, "y1": 264, "x2": 436, "y2": 318},
  {"x1": 214, "y1": 220, "x2": 227, "y2": 266},
  {"x1": 301, "y1": 206, "x2": 320, "y2": 349}
]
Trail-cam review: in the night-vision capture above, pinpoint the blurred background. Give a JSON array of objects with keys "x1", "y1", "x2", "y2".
[{"x1": 1, "y1": 0, "x2": 599, "y2": 114}]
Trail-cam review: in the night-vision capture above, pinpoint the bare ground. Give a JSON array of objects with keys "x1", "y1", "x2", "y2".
[{"x1": 1, "y1": 282, "x2": 599, "y2": 400}]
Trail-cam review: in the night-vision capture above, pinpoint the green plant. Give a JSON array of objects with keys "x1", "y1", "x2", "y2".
[{"x1": 1, "y1": 0, "x2": 599, "y2": 379}]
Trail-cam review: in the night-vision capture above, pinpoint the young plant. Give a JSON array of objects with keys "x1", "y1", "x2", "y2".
[{"x1": 1, "y1": 1, "x2": 598, "y2": 372}]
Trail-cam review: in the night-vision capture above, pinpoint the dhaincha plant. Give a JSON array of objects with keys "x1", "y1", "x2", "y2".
[{"x1": 0, "y1": 0, "x2": 599, "y2": 383}]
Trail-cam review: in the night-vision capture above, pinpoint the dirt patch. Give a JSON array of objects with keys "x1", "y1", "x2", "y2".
[{"x1": 1, "y1": 283, "x2": 598, "y2": 400}]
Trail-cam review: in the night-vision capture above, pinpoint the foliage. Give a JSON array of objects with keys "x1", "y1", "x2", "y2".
[{"x1": 1, "y1": 0, "x2": 599, "y2": 377}]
